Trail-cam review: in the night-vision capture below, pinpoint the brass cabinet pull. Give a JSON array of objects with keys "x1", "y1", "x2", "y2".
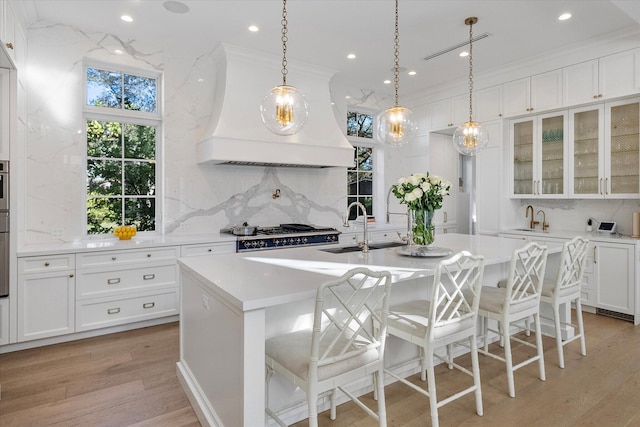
[
  {"x1": 107, "y1": 308, "x2": 120, "y2": 315},
  {"x1": 143, "y1": 302, "x2": 155, "y2": 309},
  {"x1": 6, "y1": 42, "x2": 13, "y2": 50},
  {"x1": 444, "y1": 212, "x2": 448, "y2": 223},
  {"x1": 44, "y1": 262, "x2": 50, "y2": 267},
  {"x1": 111, "y1": 256, "x2": 117, "y2": 261},
  {"x1": 107, "y1": 278, "x2": 121, "y2": 285},
  {"x1": 593, "y1": 246, "x2": 597, "y2": 263},
  {"x1": 143, "y1": 274, "x2": 155, "y2": 280},
  {"x1": 605, "y1": 177, "x2": 609, "y2": 195},
  {"x1": 69, "y1": 274, "x2": 74, "y2": 278}
]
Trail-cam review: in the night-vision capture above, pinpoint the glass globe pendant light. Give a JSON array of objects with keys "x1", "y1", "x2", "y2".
[
  {"x1": 377, "y1": 0, "x2": 416, "y2": 147},
  {"x1": 260, "y1": 0, "x2": 309, "y2": 136},
  {"x1": 453, "y1": 17, "x2": 489, "y2": 156}
]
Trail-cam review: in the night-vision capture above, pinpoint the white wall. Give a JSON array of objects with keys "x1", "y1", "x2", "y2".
[{"x1": 23, "y1": 21, "x2": 352, "y2": 244}]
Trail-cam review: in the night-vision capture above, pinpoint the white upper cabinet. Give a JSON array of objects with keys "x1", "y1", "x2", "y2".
[
  {"x1": 474, "y1": 85, "x2": 503, "y2": 123},
  {"x1": 503, "y1": 70, "x2": 563, "y2": 118},
  {"x1": 511, "y1": 111, "x2": 568, "y2": 198},
  {"x1": 531, "y1": 70, "x2": 564, "y2": 112},
  {"x1": 503, "y1": 78, "x2": 531, "y2": 117},
  {"x1": 599, "y1": 48, "x2": 640, "y2": 100},
  {"x1": 428, "y1": 93, "x2": 468, "y2": 131},
  {"x1": 2, "y1": 1, "x2": 15, "y2": 63},
  {"x1": 567, "y1": 98, "x2": 640, "y2": 199},
  {"x1": 563, "y1": 60, "x2": 600, "y2": 106},
  {"x1": 563, "y1": 49, "x2": 640, "y2": 107}
]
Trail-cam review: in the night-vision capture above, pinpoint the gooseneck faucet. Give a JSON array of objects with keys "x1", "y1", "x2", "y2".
[
  {"x1": 526, "y1": 205, "x2": 539, "y2": 230},
  {"x1": 537, "y1": 209, "x2": 549, "y2": 231},
  {"x1": 344, "y1": 201, "x2": 369, "y2": 253}
]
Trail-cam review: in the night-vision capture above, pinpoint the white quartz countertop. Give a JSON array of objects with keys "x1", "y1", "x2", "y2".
[
  {"x1": 500, "y1": 228, "x2": 640, "y2": 245},
  {"x1": 17, "y1": 233, "x2": 237, "y2": 256},
  {"x1": 178, "y1": 233, "x2": 561, "y2": 312}
]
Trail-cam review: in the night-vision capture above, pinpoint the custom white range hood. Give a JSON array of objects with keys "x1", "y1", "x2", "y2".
[{"x1": 197, "y1": 44, "x2": 354, "y2": 168}]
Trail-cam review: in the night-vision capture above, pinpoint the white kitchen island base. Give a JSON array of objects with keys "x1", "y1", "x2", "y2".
[{"x1": 177, "y1": 234, "x2": 563, "y2": 427}]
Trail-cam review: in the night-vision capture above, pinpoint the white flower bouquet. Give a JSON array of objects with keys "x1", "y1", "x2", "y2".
[{"x1": 391, "y1": 173, "x2": 451, "y2": 246}]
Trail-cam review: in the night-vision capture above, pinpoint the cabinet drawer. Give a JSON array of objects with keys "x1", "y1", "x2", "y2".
[
  {"x1": 18, "y1": 254, "x2": 75, "y2": 274},
  {"x1": 369, "y1": 230, "x2": 402, "y2": 242},
  {"x1": 76, "y1": 247, "x2": 179, "y2": 268},
  {"x1": 181, "y1": 242, "x2": 236, "y2": 257},
  {"x1": 77, "y1": 264, "x2": 178, "y2": 299},
  {"x1": 76, "y1": 289, "x2": 179, "y2": 331}
]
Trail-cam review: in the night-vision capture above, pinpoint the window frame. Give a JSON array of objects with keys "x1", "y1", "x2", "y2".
[
  {"x1": 346, "y1": 106, "x2": 384, "y2": 221},
  {"x1": 82, "y1": 60, "x2": 163, "y2": 237}
]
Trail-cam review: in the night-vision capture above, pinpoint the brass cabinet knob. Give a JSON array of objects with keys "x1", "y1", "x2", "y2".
[
  {"x1": 111, "y1": 256, "x2": 117, "y2": 261},
  {"x1": 44, "y1": 262, "x2": 50, "y2": 267},
  {"x1": 6, "y1": 42, "x2": 13, "y2": 50}
]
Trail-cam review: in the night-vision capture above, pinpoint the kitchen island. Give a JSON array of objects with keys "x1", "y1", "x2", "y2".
[{"x1": 176, "y1": 233, "x2": 561, "y2": 427}]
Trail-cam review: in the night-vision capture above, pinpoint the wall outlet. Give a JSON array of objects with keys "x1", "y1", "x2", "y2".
[
  {"x1": 179, "y1": 222, "x2": 191, "y2": 232},
  {"x1": 51, "y1": 228, "x2": 64, "y2": 239}
]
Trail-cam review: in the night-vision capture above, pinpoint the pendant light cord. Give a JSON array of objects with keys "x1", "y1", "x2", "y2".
[
  {"x1": 393, "y1": 0, "x2": 400, "y2": 107},
  {"x1": 467, "y1": 17, "x2": 475, "y2": 123},
  {"x1": 281, "y1": 0, "x2": 288, "y2": 85}
]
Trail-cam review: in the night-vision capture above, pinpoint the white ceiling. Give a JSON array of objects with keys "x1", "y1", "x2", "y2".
[{"x1": 27, "y1": 0, "x2": 640, "y2": 99}]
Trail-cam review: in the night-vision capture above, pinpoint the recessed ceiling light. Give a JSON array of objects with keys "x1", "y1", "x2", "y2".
[
  {"x1": 558, "y1": 12, "x2": 572, "y2": 21},
  {"x1": 345, "y1": 95, "x2": 351, "y2": 99},
  {"x1": 383, "y1": 80, "x2": 391, "y2": 84},
  {"x1": 459, "y1": 51, "x2": 469, "y2": 57},
  {"x1": 347, "y1": 53, "x2": 356, "y2": 59},
  {"x1": 114, "y1": 49, "x2": 123, "y2": 55},
  {"x1": 408, "y1": 71, "x2": 416, "y2": 76},
  {"x1": 197, "y1": 78, "x2": 204, "y2": 83},
  {"x1": 120, "y1": 15, "x2": 133, "y2": 22},
  {"x1": 163, "y1": 1, "x2": 190, "y2": 14},
  {"x1": 248, "y1": 25, "x2": 259, "y2": 32}
]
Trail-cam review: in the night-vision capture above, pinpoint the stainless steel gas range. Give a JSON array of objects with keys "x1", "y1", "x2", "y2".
[{"x1": 221, "y1": 223, "x2": 341, "y2": 252}]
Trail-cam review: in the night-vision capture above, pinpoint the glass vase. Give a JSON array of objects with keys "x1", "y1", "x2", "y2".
[{"x1": 410, "y1": 208, "x2": 435, "y2": 246}]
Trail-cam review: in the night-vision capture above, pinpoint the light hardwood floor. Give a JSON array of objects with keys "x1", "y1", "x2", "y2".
[{"x1": 1, "y1": 312, "x2": 638, "y2": 426}]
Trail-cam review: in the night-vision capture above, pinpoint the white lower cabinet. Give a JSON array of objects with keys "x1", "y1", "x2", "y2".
[
  {"x1": 76, "y1": 289, "x2": 179, "y2": 331},
  {"x1": 17, "y1": 254, "x2": 76, "y2": 342},
  {"x1": 592, "y1": 241, "x2": 635, "y2": 319},
  {"x1": 500, "y1": 232, "x2": 637, "y2": 323},
  {"x1": 75, "y1": 247, "x2": 180, "y2": 332},
  {"x1": 180, "y1": 241, "x2": 236, "y2": 257},
  {"x1": 0, "y1": 297, "x2": 9, "y2": 345}
]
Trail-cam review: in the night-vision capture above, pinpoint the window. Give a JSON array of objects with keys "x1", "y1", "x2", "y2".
[
  {"x1": 347, "y1": 111, "x2": 374, "y2": 139},
  {"x1": 347, "y1": 146, "x2": 374, "y2": 220},
  {"x1": 84, "y1": 65, "x2": 161, "y2": 235}
]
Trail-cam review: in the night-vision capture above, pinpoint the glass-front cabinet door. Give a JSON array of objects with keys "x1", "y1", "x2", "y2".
[
  {"x1": 605, "y1": 99, "x2": 640, "y2": 198},
  {"x1": 512, "y1": 118, "x2": 535, "y2": 196},
  {"x1": 569, "y1": 106, "x2": 604, "y2": 197},
  {"x1": 511, "y1": 113, "x2": 567, "y2": 198},
  {"x1": 539, "y1": 112, "x2": 567, "y2": 197}
]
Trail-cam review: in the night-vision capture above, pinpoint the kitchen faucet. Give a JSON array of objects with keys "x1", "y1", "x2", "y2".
[
  {"x1": 537, "y1": 209, "x2": 549, "y2": 231},
  {"x1": 526, "y1": 205, "x2": 539, "y2": 230},
  {"x1": 344, "y1": 201, "x2": 369, "y2": 253}
]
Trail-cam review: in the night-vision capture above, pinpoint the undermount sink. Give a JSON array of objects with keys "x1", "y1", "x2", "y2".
[{"x1": 320, "y1": 241, "x2": 407, "y2": 254}]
